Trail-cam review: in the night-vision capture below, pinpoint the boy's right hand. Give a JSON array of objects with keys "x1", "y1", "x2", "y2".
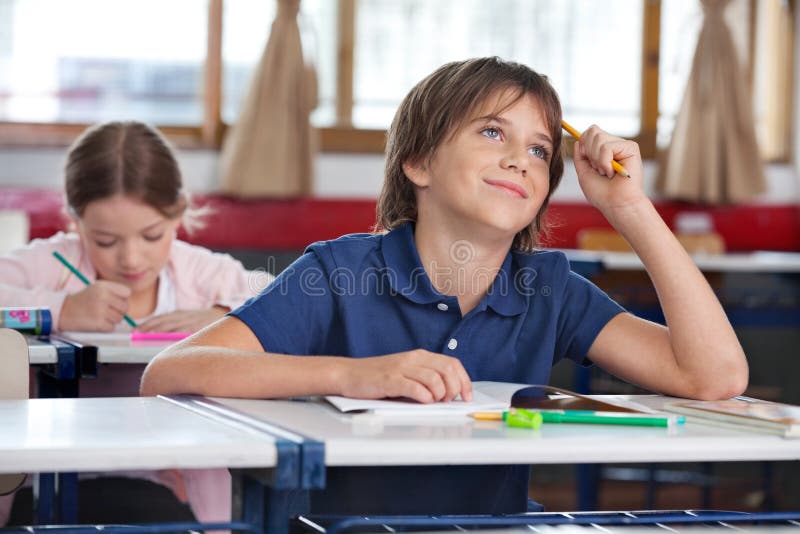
[
  {"x1": 59, "y1": 281, "x2": 132, "y2": 332},
  {"x1": 337, "y1": 349, "x2": 472, "y2": 404}
]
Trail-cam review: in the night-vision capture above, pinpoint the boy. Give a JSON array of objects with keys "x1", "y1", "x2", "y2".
[{"x1": 142, "y1": 57, "x2": 747, "y2": 514}]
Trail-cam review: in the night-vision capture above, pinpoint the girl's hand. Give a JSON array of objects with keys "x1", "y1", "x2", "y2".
[
  {"x1": 136, "y1": 306, "x2": 228, "y2": 333},
  {"x1": 336, "y1": 349, "x2": 473, "y2": 404},
  {"x1": 572, "y1": 125, "x2": 647, "y2": 214},
  {"x1": 59, "y1": 281, "x2": 131, "y2": 332}
]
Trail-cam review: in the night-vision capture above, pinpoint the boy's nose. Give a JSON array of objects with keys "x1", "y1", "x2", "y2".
[{"x1": 500, "y1": 148, "x2": 528, "y2": 175}]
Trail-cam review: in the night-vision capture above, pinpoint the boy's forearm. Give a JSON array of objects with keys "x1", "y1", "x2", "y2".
[
  {"x1": 603, "y1": 200, "x2": 747, "y2": 395},
  {"x1": 140, "y1": 347, "x2": 348, "y2": 398}
]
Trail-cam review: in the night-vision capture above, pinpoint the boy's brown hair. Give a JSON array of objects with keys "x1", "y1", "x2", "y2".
[
  {"x1": 65, "y1": 121, "x2": 200, "y2": 229},
  {"x1": 377, "y1": 57, "x2": 564, "y2": 251}
]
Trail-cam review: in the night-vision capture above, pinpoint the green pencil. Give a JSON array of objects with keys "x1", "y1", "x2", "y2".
[
  {"x1": 471, "y1": 408, "x2": 685, "y2": 428},
  {"x1": 52, "y1": 251, "x2": 137, "y2": 328}
]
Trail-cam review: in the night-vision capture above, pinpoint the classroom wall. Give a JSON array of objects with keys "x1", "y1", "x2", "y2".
[{"x1": 0, "y1": 147, "x2": 798, "y2": 204}]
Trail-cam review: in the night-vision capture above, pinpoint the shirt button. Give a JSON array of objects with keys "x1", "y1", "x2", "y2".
[
  {"x1": 437, "y1": 303, "x2": 449, "y2": 311},
  {"x1": 447, "y1": 338, "x2": 458, "y2": 350}
]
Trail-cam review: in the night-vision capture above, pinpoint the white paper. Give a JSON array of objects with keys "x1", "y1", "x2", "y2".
[{"x1": 325, "y1": 384, "x2": 509, "y2": 416}]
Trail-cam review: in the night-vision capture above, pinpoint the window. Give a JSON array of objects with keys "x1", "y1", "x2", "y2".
[
  {"x1": 221, "y1": 0, "x2": 337, "y2": 126},
  {"x1": 0, "y1": 0, "x2": 793, "y2": 161},
  {"x1": 0, "y1": 0, "x2": 207, "y2": 125},
  {"x1": 351, "y1": 0, "x2": 642, "y2": 136},
  {"x1": 657, "y1": 0, "x2": 754, "y2": 149}
]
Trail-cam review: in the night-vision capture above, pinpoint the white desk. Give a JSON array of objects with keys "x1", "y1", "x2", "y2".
[
  {"x1": 26, "y1": 337, "x2": 57, "y2": 365},
  {"x1": 562, "y1": 249, "x2": 800, "y2": 332},
  {"x1": 0, "y1": 397, "x2": 277, "y2": 474},
  {"x1": 5, "y1": 395, "x2": 798, "y2": 532},
  {"x1": 184, "y1": 395, "x2": 800, "y2": 531},
  {"x1": 563, "y1": 249, "x2": 800, "y2": 273},
  {"x1": 0, "y1": 396, "x2": 300, "y2": 532},
  {"x1": 205, "y1": 395, "x2": 800, "y2": 467},
  {"x1": 58, "y1": 332, "x2": 171, "y2": 364}
]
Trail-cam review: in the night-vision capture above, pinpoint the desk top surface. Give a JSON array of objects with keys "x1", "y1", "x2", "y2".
[
  {"x1": 59, "y1": 332, "x2": 170, "y2": 363},
  {"x1": 208, "y1": 395, "x2": 800, "y2": 467},
  {"x1": 0, "y1": 396, "x2": 277, "y2": 473},
  {"x1": 26, "y1": 336, "x2": 57, "y2": 364},
  {"x1": 563, "y1": 250, "x2": 800, "y2": 273}
]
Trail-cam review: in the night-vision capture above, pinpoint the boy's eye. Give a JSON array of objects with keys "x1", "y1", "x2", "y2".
[
  {"x1": 95, "y1": 240, "x2": 116, "y2": 248},
  {"x1": 480, "y1": 127, "x2": 500, "y2": 140},
  {"x1": 143, "y1": 233, "x2": 164, "y2": 242},
  {"x1": 529, "y1": 145, "x2": 549, "y2": 160}
]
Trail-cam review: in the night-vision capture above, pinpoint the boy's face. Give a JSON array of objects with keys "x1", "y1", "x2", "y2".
[
  {"x1": 404, "y1": 90, "x2": 553, "y2": 243},
  {"x1": 75, "y1": 194, "x2": 180, "y2": 296}
]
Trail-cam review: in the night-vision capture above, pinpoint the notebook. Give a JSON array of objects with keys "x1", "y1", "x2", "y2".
[
  {"x1": 325, "y1": 381, "x2": 659, "y2": 416},
  {"x1": 664, "y1": 396, "x2": 800, "y2": 438}
]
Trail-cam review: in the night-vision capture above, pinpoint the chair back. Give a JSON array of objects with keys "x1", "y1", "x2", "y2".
[
  {"x1": 0, "y1": 328, "x2": 29, "y2": 495},
  {"x1": 0, "y1": 210, "x2": 29, "y2": 255},
  {"x1": 577, "y1": 228, "x2": 725, "y2": 255}
]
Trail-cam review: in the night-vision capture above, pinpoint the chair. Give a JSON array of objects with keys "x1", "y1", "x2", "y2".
[
  {"x1": 676, "y1": 232, "x2": 726, "y2": 255},
  {"x1": 0, "y1": 210, "x2": 29, "y2": 255},
  {"x1": 576, "y1": 228, "x2": 632, "y2": 252},
  {"x1": 577, "y1": 227, "x2": 726, "y2": 255},
  {"x1": 0, "y1": 328, "x2": 29, "y2": 495}
]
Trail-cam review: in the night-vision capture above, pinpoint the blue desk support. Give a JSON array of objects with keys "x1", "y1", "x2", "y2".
[
  {"x1": 50, "y1": 335, "x2": 98, "y2": 381},
  {"x1": 34, "y1": 337, "x2": 99, "y2": 523},
  {"x1": 28, "y1": 337, "x2": 80, "y2": 525},
  {"x1": 35, "y1": 337, "x2": 79, "y2": 399},
  {"x1": 162, "y1": 396, "x2": 326, "y2": 534}
]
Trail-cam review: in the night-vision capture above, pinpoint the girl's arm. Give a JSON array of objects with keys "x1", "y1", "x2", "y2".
[
  {"x1": 140, "y1": 315, "x2": 472, "y2": 402},
  {"x1": 136, "y1": 243, "x2": 268, "y2": 333},
  {"x1": 574, "y1": 126, "x2": 748, "y2": 400},
  {"x1": 0, "y1": 241, "x2": 71, "y2": 325}
]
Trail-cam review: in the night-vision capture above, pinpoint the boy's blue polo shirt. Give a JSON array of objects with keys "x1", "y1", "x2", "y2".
[{"x1": 232, "y1": 223, "x2": 624, "y2": 515}]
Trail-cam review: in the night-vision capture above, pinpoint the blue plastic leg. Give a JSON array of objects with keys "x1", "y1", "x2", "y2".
[
  {"x1": 34, "y1": 473, "x2": 56, "y2": 524},
  {"x1": 762, "y1": 461, "x2": 774, "y2": 511},
  {"x1": 577, "y1": 464, "x2": 599, "y2": 511},
  {"x1": 646, "y1": 463, "x2": 658, "y2": 508},
  {"x1": 58, "y1": 473, "x2": 78, "y2": 523}
]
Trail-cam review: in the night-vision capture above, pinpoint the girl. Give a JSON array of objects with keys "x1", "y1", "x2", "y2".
[
  {"x1": 141, "y1": 57, "x2": 748, "y2": 515},
  {"x1": 0, "y1": 121, "x2": 267, "y2": 525}
]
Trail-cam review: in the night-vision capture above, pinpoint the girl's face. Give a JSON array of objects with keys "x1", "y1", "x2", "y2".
[
  {"x1": 75, "y1": 194, "x2": 180, "y2": 294},
  {"x1": 404, "y1": 90, "x2": 553, "y2": 243}
]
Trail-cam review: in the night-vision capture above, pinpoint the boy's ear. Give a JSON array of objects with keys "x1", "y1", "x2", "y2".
[{"x1": 402, "y1": 160, "x2": 431, "y2": 188}]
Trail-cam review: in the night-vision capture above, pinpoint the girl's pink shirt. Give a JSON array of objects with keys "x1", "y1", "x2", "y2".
[
  {"x1": 0, "y1": 232, "x2": 270, "y2": 524},
  {"x1": 0, "y1": 232, "x2": 263, "y2": 330}
]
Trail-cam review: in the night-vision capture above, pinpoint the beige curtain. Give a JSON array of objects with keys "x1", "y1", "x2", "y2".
[
  {"x1": 656, "y1": 0, "x2": 766, "y2": 204},
  {"x1": 219, "y1": 0, "x2": 317, "y2": 198}
]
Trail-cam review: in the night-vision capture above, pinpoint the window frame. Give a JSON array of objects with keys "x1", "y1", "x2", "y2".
[{"x1": 0, "y1": 0, "x2": 790, "y2": 162}]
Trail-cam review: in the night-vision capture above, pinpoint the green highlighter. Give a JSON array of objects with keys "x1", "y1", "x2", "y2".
[{"x1": 474, "y1": 408, "x2": 685, "y2": 429}]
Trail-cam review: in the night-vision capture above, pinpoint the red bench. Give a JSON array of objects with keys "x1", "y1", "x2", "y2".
[{"x1": 2, "y1": 187, "x2": 798, "y2": 252}]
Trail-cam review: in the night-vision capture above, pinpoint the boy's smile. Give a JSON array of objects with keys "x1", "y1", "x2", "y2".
[
  {"x1": 483, "y1": 178, "x2": 530, "y2": 199},
  {"x1": 403, "y1": 90, "x2": 553, "y2": 245}
]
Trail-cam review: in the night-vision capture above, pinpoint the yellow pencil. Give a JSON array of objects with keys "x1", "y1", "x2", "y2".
[
  {"x1": 561, "y1": 120, "x2": 631, "y2": 179},
  {"x1": 470, "y1": 412, "x2": 505, "y2": 421}
]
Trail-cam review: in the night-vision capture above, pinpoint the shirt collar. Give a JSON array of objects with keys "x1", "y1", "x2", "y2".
[
  {"x1": 483, "y1": 252, "x2": 527, "y2": 317},
  {"x1": 381, "y1": 223, "x2": 527, "y2": 316},
  {"x1": 381, "y1": 223, "x2": 443, "y2": 305}
]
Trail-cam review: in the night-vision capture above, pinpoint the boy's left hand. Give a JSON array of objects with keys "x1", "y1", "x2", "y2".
[
  {"x1": 135, "y1": 306, "x2": 228, "y2": 333},
  {"x1": 572, "y1": 125, "x2": 647, "y2": 214}
]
